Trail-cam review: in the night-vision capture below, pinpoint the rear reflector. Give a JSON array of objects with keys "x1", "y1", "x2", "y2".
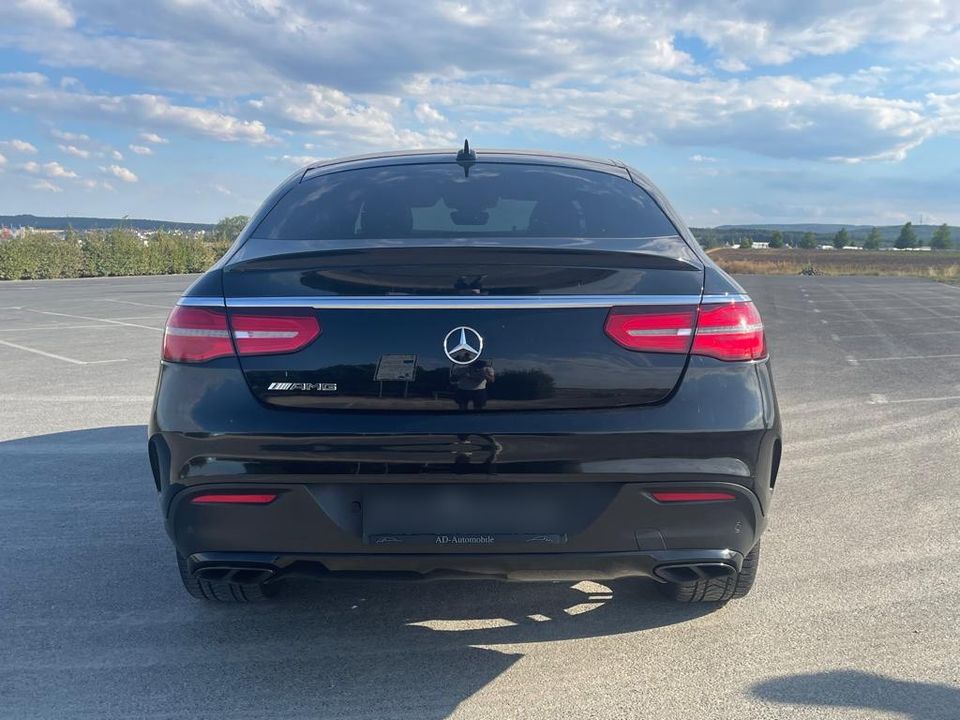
[
  {"x1": 651, "y1": 491, "x2": 736, "y2": 503},
  {"x1": 191, "y1": 493, "x2": 278, "y2": 505},
  {"x1": 163, "y1": 306, "x2": 320, "y2": 363},
  {"x1": 605, "y1": 300, "x2": 766, "y2": 362}
]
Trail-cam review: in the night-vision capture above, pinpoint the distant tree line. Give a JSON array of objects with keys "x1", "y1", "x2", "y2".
[
  {"x1": 693, "y1": 222, "x2": 954, "y2": 251},
  {"x1": 0, "y1": 216, "x2": 249, "y2": 281}
]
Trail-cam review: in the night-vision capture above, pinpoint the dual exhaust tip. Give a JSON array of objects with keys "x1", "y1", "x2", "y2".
[
  {"x1": 653, "y1": 562, "x2": 737, "y2": 584},
  {"x1": 194, "y1": 565, "x2": 277, "y2": 585}
]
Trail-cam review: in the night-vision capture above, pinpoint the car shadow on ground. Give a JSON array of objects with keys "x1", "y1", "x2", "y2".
[
  {"x1": 0, "y1": 426, "x2": 718, "y2": 719},
  {"x1": 752, "y1": 671, "x2": 960, "y2": 720}
]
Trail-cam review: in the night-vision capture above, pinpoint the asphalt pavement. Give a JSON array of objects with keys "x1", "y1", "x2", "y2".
[{"x1": 0, "y1": 274, "x2": 958, "y2": 719}]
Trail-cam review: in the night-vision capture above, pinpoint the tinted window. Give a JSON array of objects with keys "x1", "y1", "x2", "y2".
[{"x1": 254, "y1": 163, "x2": 678, "y2": 240}]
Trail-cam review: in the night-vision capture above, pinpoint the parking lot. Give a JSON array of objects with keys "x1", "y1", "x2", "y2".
[{"x1": 1, "y1": 274, "x2": 958, "y2": 719}]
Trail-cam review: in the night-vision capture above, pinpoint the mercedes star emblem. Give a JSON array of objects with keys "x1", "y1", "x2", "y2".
[{"x1": 443, "y1": 326, "x2": 484, "y2": 365}]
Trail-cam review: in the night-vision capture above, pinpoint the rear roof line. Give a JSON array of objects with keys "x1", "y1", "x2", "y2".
[{"x1": 301, "y1": 147, "x2": 621, "y2": 177}]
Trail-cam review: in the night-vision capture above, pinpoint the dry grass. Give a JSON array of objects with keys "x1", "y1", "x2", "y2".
[{"x1": 711, "y1": 249, "x2": 960, "y2": 284}]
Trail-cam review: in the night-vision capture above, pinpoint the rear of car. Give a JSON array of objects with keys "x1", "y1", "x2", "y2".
[{"x1": 149, "y1": 148, "x2": 781, "y2": 603}]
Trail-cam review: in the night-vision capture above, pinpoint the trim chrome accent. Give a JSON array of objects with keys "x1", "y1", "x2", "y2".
[
  {"x1": 222, "y1": 294, "x2": 707, "y2": 310},
  {"x1": 702, "y1": 293, "x2": 751, "y2": 304},
  {"x1": 180, "y1": 293, "x2": 751, "y2": 309},
  {"x1": 177, "y1": 296, "x2": 225, "y2": 308}
]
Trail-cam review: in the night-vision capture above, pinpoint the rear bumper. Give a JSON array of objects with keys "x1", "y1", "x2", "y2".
[
  {"x1": 167, "y1": 480, "x2": 764, "y2": 581},
  {"x1": 184, "y1": 548, "x2": 745, "y2": 583}
]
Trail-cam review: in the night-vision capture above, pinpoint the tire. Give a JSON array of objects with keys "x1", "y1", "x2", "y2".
[
  {"x1": 659, "y1": 543, "x2": 761, "y2": 603},
  {"x1": 176, "y1": 554, "x2": 279, "y2": 603}
]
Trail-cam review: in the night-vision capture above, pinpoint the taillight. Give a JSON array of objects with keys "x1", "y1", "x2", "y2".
[
  {"x1": 604, "y1": 306, "x2": 696, "y2": 353},
  {"x1": 230, "y1": 314, "x2": 321, "y2": 356},
  {"x1": 692, "y1": 301, "x2": 766, "y2": 361},
  {"x1": 604, "y1": 300, "x2": 766, "y2": 362},
  {"x1": 651, "y1": 491, "x2": 736, "y2": 503},
  {"x1": 191, "y1": 493, "x2": 277, "y2": 505},
  {"x1": 162, "y1": 306, "x2": 321, "y2": 363},
  {"x1": 162, "y1": 307, "x2": 233, "y2": 363}
]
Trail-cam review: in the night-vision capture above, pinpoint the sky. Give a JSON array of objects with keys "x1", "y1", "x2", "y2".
[{"x1": 1, "y1": 0, "x2": 960, "y2": 226}]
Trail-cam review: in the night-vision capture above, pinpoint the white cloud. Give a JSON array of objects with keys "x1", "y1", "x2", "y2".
[
  {"x1": 128, "y1": 144, "x2": 153, "y2": 155},
  {"x1": 256, "y1": 83, "x2": 456, "y2": 151},
  {"x1": 414, "y1": 103, "x2": 445, "y2": 124},
  {"x1": 22, "y1": 160, "x2": 78, "y2": 178},
  {"x1": 690, "y1": 154, "x2": 718, "y2": 163},
  {"x1": 715, "y1": 58, "x2": 748, "y2": 73},
  {"x1": 0, "y1": 0, "x2": 74, "y2": 29},
  {"x1": 51, "y1": 129, "x2": 90, "y2": 143},
  {"x1": 81, "y1": 178, "x2": 114, "y2": 191},
  {"x1": 140, "y1": 132, "x2": 169, "y2": 144},
  {"x1": 59, "y1": 144, "x2": 90, "y2": 159},
  {"x1": 110, "y1": 149, "x2": 123, "y2": 160},
  {"x1": 0, "y1": 71, "x2": 48, "y2": 86},
  {"x1": 272, "y1": 154, "x2": 321, "y2": 166},
  {"x1": 30, "y1": 179, "x2": 63, "y2": 192},
  {"x1": 0, "y1": 139, "x2": 38, "y2": 154},
  {"x1": 0, "y1": 152, "x2": 6, "y2": 168},
  {"x1": 0, "y1": 80, "x2": 273, "y2": 145},
  {"x1": 102, "y1": 164, "x2": 138, "y2": 183}
]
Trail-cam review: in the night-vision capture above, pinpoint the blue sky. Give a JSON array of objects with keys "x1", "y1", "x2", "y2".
[{"x1": 1, "y1": 0, "x2": 959, "y2": 226}]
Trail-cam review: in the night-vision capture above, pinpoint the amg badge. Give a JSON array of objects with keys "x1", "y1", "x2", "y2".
[{"x1": 267, "y1": 382, "x2": 337, "y2": 392}]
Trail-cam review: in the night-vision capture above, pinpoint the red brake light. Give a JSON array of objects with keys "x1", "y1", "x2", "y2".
[
  {"x1": 604, "y1": 300, "x2": 766, "y2": 362},
  {"x1": 651, "y1": 491, "x2": 736, "y2": 502},
  {"x1": 692, "y1": 301, "x2": 766, "y2": 361},
  {"x1": 163, "y1": 306, "x2": 321, "y2": 363},
  {"x1": 162, "y1": 307, "x2": 233, "y2": 363},
  {"x1": 604, "y1": 306, "x2": 696, "y2": 353},
  {"x1": 191, "y1": 493, "x2": 278, "y2": 505},
  {"x1": 230, "y1": 314, "x2": 321, "y2": 356}
]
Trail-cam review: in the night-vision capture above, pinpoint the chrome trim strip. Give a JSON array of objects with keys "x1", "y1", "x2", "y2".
[
  {"x1": 222, "y1": 294, "x2": 705, "y2": 309},
  {"x1": 702, "y1": 293, "x2": 751, "y2": 304},
  {"x1": 181, "y1": 293, "x2": 750, "y2": 309},
  {"x1": 177, "y1": 296, "x2": 226, "y2": 308}
]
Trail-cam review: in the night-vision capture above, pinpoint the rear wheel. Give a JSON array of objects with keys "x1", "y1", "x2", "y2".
[
  {"x1": 659, "y1": 543, "x2": 761, "y2": 603},
  {"x1": 176, "y1": 554, "x2": 279, "y2": 603}
]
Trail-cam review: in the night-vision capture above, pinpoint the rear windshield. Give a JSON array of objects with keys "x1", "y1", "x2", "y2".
[{"x1": 253, "y1": 163, "x2": 678, "y2": 240}]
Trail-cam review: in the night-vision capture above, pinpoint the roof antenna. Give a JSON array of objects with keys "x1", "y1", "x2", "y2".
[{"x1": 456, "y1": 139, "x2": 477, "y2": 176}]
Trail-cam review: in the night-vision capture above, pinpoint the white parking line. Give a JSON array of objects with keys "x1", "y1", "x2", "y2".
[
  {"x1": 858, "y1": 353, "x2": 960, "y2": 362},
  {"x1": 0, "y1": 339, "x2": 127, "y2": 365},
  {"x1": 834, "y1": 329, "x2": 960, "y2": 340},
  {"x1": 824, "y1": 313, "x2": 960, "y2": 324},
  {"x1": 0, "y1": 324, "x2": 130, "y2": 333},
  {"x1": 845, "y1": 354, "x2": 859, "y2": 366},
  {"x1": 97, "y1": 298, "x2": 174, "y2": 309},
  {"x1": 22, "y1": 309, "x2": 163, "y2": 331},
  {"x1": 868, "y1": 394, "x2": 960, "y2": 405},
  {"x1": 0, "y1": 395, "x2": 152, "y2": 402}
]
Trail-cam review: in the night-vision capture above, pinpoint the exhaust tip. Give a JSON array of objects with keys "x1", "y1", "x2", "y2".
[
  {"x1": 654, "y1": 562, "x2": 737, "y2": 584},
  {"x1": 194, "y1": 565, "x2": 277, "y2": 585}
]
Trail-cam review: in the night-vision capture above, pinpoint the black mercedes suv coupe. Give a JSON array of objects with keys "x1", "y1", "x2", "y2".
[{"x1": 149, "y1": 144, "x2": 782, "y2": 603}]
